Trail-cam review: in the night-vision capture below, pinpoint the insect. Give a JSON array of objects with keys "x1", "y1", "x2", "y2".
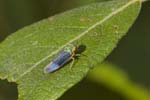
[{"x1": 44, "y1": 44, "x2": 85, "y2": 73}]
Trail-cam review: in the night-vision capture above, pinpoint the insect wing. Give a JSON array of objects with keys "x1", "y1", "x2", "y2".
[
  {"x1": 44, "y1": 62, "x2": 60, "y2": 73},
  {"x1": 53, "y1": 51, "x2": 71, "y2": 66},
  {"x1": 44, "y1": 51, "x2": 71, "y2": 73}
]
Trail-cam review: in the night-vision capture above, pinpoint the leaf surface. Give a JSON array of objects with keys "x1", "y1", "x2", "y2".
[{"x1": 0, "y1": 0, "x2": 142, "y2": 100}]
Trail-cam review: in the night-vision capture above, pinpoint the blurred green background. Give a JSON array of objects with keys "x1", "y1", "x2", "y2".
[{"x1": 0, "y1": 0, "x2": 149, "y2": 100}]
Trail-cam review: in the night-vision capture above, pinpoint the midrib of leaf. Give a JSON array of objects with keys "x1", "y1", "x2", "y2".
[{"x1": 16, "y1": 0, "x2": 141, "y2": 81}]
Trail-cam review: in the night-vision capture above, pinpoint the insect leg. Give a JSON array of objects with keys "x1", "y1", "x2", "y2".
[
  {"x1": 75, "y1": 54, "x2": 81, "y2": 57},
  {"x1": 69, "y1": 54, "x2": 86, "y2": 70},
  {"x1": 69, "y1": 57, "x2": 75, "y2": 70}
]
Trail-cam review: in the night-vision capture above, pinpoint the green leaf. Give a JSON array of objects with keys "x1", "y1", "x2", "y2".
[
  {"x1": 0, "y1": 0, "x2": 142, "y2": 100},
  {"x1": 88, "y1": 62, "x2": 148, "y2": 100}
]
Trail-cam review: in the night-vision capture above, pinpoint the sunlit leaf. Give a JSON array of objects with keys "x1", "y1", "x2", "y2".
[{"x1": 0, "y1": 0, "x2": 142, "y2": 99}]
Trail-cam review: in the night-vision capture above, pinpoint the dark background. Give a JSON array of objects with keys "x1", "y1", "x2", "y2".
[{"x1": 0, "y1": 0, "x2": 149, "y2": 100}]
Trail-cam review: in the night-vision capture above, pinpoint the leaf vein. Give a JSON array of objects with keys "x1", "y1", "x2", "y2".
[{"x1": 16, "y1": 0, "x2": 139, "y2": 81}]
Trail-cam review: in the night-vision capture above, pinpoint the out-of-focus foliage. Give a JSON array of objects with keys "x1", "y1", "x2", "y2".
[
  {"x1": 88, "y1": 63, "x2": 148, "y2": 100},
  {"x1": 0, "y1": 80, "x2": 17, "y2": 100}
]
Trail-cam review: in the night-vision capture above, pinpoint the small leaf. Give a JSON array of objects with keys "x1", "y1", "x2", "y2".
[{"x1": 0, "y1": 0, "x2": 142, "y2": 100}]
